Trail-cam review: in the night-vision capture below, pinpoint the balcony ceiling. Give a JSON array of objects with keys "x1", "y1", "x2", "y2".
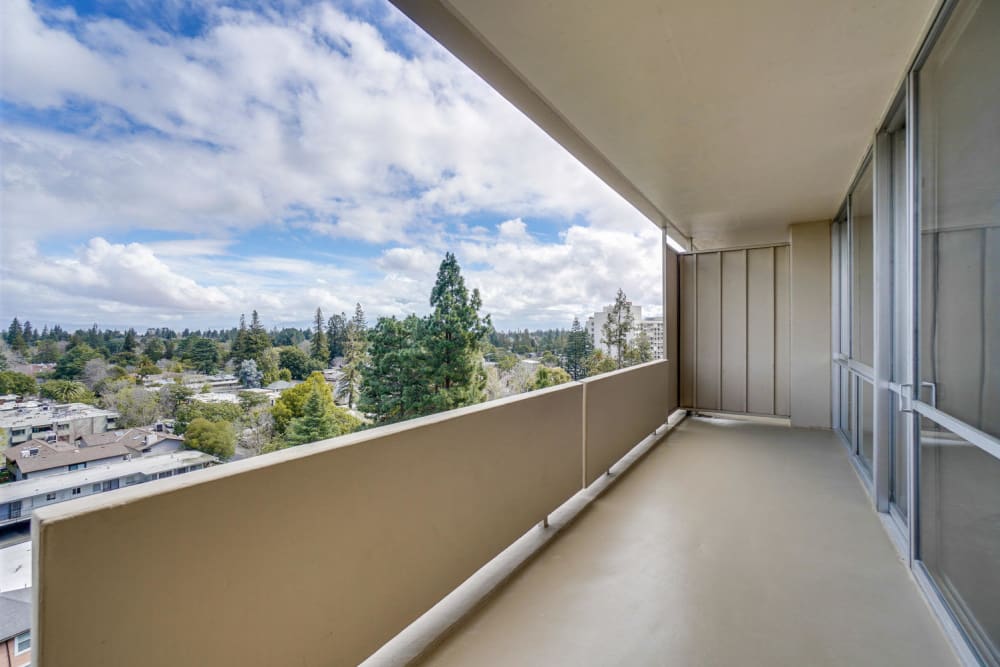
[{"x1": 391, "y1": 0, "x2": 941, "y2": 248}]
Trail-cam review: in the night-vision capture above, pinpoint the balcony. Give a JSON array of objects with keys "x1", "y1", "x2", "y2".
[
  {"x1": 417, "y1": 416, "x2": 955, "y2": 666},
  {"x1": 31, "y1": 361, "x2": 958, "y2": 665}
]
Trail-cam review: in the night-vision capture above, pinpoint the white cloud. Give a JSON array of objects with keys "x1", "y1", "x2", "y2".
[{"x1": 0, "y1": 0, "x2": 663, "y2": 330}]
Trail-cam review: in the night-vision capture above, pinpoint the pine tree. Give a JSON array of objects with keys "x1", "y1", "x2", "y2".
[
  {"x1": 230, "y1": 314, "x2": 249, "y2": 364},
  {"x1": 423, "y1": 253, "x2": 491, "y2": 411},
  {"x1": 6, "y1": 318, "x2": 26, "y2": 354},
  {"x1": 246, "y1": 311, "x2": 271, "y2": 361},
  {"x1": 123, "y1": 328, "x2": 138, "y2": 353},
  {"x1": 310, "y1": 308, "x2": 329, "y2": 366},
  {"x1": 601, "y1": 288, "x2": 634, "y2": 369},
  {"x1": 338, "y1": 304, "x2": 368, "y2": 408},
  {"x1": 360, "y1": 315, "x2": 427, "y2": 423},
  {"x1": 286, "y1": 386, "x2": 338, "y2": 446},
  {"x1": 564, "y1": 317, "x2": 592, "y2": 380},
  {"x1": 21, "y1": 321, "x2": 33, "y2": 344},
  {"x1": 326, "y1": 313, "x2": 348, "y2": 359}
]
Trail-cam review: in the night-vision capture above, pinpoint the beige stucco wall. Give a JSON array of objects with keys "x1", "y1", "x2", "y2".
[
  {"x1": 582, "y1": 360, "x2": 670, "y2": 485},
  {"x1": 790, "y1": 220, "x2": 833, "y2": 428},
  {"x1": 34, "y1": 384, "x2": 585, "y2": 667}
]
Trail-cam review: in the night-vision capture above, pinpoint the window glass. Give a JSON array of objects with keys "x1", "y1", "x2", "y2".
[
  {"x1": 920, "y1": 421, "x2": 1000, "y2": 661},
  {"x1": 918, "y1": 0, "x2": 1000, "y2": 440},
  {"x1": 851, "y1": 162, "x2": 874, "y2": 367}
]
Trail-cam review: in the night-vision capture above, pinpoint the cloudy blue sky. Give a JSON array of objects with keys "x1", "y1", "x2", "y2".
[{"x1": 0, "y1": 0, "x2": 663, "y2": 332}]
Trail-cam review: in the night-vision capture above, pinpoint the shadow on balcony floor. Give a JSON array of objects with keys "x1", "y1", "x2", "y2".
[{"x1": 417, "y1": 417, "x2": 957, "y2": 667}]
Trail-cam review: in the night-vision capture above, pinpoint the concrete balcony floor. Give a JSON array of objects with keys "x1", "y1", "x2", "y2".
[{"x1": 419, "y1": 417, "x2": 958, "y2": 666}]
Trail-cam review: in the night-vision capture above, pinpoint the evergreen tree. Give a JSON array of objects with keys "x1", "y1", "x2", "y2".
[
  {"x1": 360, "y1": 315, "x2": 427, "y2": 423},
  {"x1": 564, "y1": 317, "x2": 591, "y2": 380},
  {"x1": 123, "y1": 328, "x2": 138, "y2": 353},
  {"x1": 601, "y1": 288, "x2": 634, "y2": 369},
  {"x1": 326, "y1": 313, "x2": 348, "y2": 359},
  {"x1": 246, "y1": 311, "x2": 271, "y2": 358},
  {"x1": 237, "y1": 359, "x2": 263, "y2": 388},
  {"x1": 625, "y1": 329, "x2": 653, "y2": 366},
  {"x1": 338, "y1": 304, "x2": 368, "y2": 409},
  {"x1": 422, "y1": 253, "x2": 491, "y2": 411},
  {"x1": 6, "y1": 318, "x2": 26, "y2": 354},
  {"x1": 184, "y1": 418, "x2": 236, "y2": 459},
  {"x1": 230, "y1": 314, "x2": 249, "y2": 364},
  {"x1": 21, "y1": 321, "x2": 33, "y2": 344},
  {"x1": 54, "y1": 343, "x2": 101, "y2": 379},
  {"x1": 286, "y1": 386, "x2": 338, "y2": 446},
  {"x1": 186, "y1": 337, "x2": 221, "y2": 374},
  {"x1": 310, "y1": 307, "x2": 329, "y2": 365}
]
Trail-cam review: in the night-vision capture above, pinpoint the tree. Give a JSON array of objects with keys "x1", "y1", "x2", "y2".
[
  {"x1": 326, "y1": 313, "x2": 348, "y2": 359},
  {"x1": 33, "y1": 340, "x2": 61, "y2": 364},
  {"x1": 81, "y1": 357, "x2": 110, "y2": 390},
  {"x1": 422, "y1": 253, "x2": 491, "y2": 412},
  {"x1": 246, "y1": 311, "x2": 271, "y2": 362},
  {"x1": 143, "y1": 338, "x2": 166, "y2": 362},
  {"x1": 230, "y1": 314, "x2": 250, "y2": 364},
  {"x1": 564, "y1": 317, "x2": 592, "y2": 380},
  {"x1": 625, "y1": 329, "x2": 653, "y2": 366},
  {"x1": 601, "y1": 288, "x2": 634, "y2": 369},
  {"x1": 585, "y1": 350, "x2": 618, "y2": 376},
  {"x1": 54, "y1": 343, "x2": 101, "y2": 379},
  {"x1": 184, "y1": 418, "x2": 236, "y2": 459},
  {"x1": 338, "y1": 304, "x2": 368, "y2": 409},
  {"x1": 359, "y1": 315, "x2": 427, "y2": 423},
  {"x1": 173, "y1": 399, "x2": 242, "y2": 435},
  {"x1": 237, "y1": 359, "x2": 263, "y2": 388},
  {"x1": 530, "y1": 366, "x2": 573, "y2": 390},
  {"x1": 159, "y1": 382, "x2": 194, "y2": 418},
  {"x1": 6, "y1": 318, "x2": 27, "y2": 354},
  {"x1": 273, "y1": 372, "x2": 360, "y2": 435},
  {"x1": 286, "y1": 385, "x2": 338, "y2": 446},
  {"x1": 135, "y1": 357, "x2": 162, "y2": 383},
  {"x1": 237, "y1": 391, "x2": 274, "y2": 456},
  {"x1": 310, "y1": 308, "x2": 329, "y2": 366},
  {"x1": 102, "y1": 384, "x2": 160, "y2": 427},
  {"x1": 185, "y1": 337, "x2": 221, "y2": 374},
  {"x1": 278, "y1": 346, "x2": 320, "y2": 380},
  {"x1": 39, "y1": 380, "x2": 94, "y2": 403},
  {"x1": 0, "y1": 371, "x2": 36, "y2": 396}
]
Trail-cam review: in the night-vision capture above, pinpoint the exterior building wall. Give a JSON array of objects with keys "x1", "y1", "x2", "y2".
[{"x1": 1, "y1": 635, "x2": 31, "y2": 666}]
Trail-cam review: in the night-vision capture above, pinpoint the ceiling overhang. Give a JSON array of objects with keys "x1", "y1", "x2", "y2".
[{"x1": 391, "y1": 0, "x2": 941, "y2": 249}]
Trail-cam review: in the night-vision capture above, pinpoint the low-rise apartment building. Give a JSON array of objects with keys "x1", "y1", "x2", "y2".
[
  {"x1": 0, "y1": 450, "x2": 217, "y2": 526},
  {"x1": 0, "y1": 401, "x2": 118, "y2": 450},
  {"x1": 0, "y1": 589, "x2": 31, "y2": 667}
]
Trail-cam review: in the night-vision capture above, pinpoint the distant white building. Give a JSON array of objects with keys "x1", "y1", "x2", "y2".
[{"x1": 586, "y1": 305, "x2": 664, "y2": 360}]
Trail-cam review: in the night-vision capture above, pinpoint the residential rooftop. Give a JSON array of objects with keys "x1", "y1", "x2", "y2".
[
  {"x1": 0, "y1": 450, "x2": 217, "y2": 505},
  {"x1": 0, "y1": 402, "x2": 118, "y2": 429}
]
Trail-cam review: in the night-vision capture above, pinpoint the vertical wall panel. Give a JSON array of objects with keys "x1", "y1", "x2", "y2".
[
  {"x1": 665, "y1": 245, "x2": 680, "y2": 412},
  {"x1": 774, "y1": 245, "x2": 791, "y2": 416},
  {"x1": 679, "y1": 254, "x2": 696, "y2": 407},
  {"x1": 747, "y1": 247, "x2": 775, "y2": 414},
  {"x1": 721, "y1": 250, "x2": 748, "y2": 412},
  {"x1": 696, "y1": 253, "x2": 722, "y2": 410}
]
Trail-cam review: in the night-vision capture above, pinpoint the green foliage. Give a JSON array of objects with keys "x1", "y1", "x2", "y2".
[
  {"x1": 143, "y1": 338, "x2": 166, "y2": 362},
  {"x1": 422, "y1": 253, "x2": 491, "y2": 412},
  {"x1": 496, "y1": 352, "x2": 518, "y2": 374},
  {"x1": 135, "y1": 357, "x2": 162, "y2": 382},
  {"x1": 286, "y1": 386, "x2": 339, "y2": 446},
  {"x1": 338, "y1": 304, "x2": 368, "y2": 408},
  {"x1": 184, "y1": 418, "x2": 235, "y2": 459},
  {"x1": 103, "y1": 384, "x2": 160, "y2": 427},
  {"x1": 530, "y1": 366, "x2": 573, "y2": 390},
  {"x1": 33, "y1": 340, "x2": 61, "y2": 364},
  {"x1": 54, "y1": 343, "x2": 101, "y2": 379},
  {"x1": 5, "y1": 318, "x2": 27, "y2": 354},
  {"x1": 185, "y1": 337, "x2": 221, "y2": 374},
  {"x1": 159, "y1": 383, "x2": 194, "y2": 417},
  {"x1": 625, "y1": 329, "x2": 653, "y2": 366},
  {"x1": 0, "y1": 371, "x2": 36, "y2": 396},
  {"x1": 273, "y1": 372, "x2": 360, "y2": 436},
  {"x1": 326, "y1": 313, "x2": 348, "y2": 359},
  {"x1": 601, "y1": 288, "x2": 634, "y2": 369},
  {"x1": 278, "y1": 346, "x2": 321, "y2": 380},
  {"x1": 174, "y1": 399, "x2": 242, "y2": 435},
  {"x1": 359, "y1": 315, "x2": 428, "y2": 423},
  {"x1": 39, "y1": 380, "x2": 94, "y2": 403},
  {"x1": 585, "y1": 350, "x2": 618, "y2": 377},
  {"x1": 310, "y1": 307, "x2": 329, "y2": 365},
  {"x1": 564, "y1": 317, "x2": 592, "y2": 380}
]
